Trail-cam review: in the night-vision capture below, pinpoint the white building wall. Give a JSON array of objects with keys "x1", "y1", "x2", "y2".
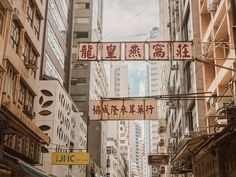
[{"x1": 35, "y1": 80, "x2": 87, "y2": 177}]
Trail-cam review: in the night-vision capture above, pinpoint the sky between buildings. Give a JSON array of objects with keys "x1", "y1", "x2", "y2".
[{"x1": 103, "y1": 0, "x2": 160, "y2": 96}]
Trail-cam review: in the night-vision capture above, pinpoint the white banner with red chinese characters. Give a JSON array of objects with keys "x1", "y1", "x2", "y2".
[
  {"x1": 89, "y1": 99, "x2": 157, "y2": 120},
  {"x1": 77, "y1": 41, "x2": 193, "y2": 61}
]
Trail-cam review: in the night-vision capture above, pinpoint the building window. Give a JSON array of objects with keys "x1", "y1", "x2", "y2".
[
  {"x1": 71, "y1": 94, "x2": 87, "y2": 101},
  {"x1": 186, "y1": 104, "x2": 196, "y2": 131},
  {"x1": 74, "y1": 17, "x2": 89, "y2": 24},
  {"x1": 23, "y1": 38, "x2": 30, "y2": 63},
  {"x1": 0, "y1": 5, "x2": 4, "y2": 35},
  {"x1": 76, "y1": 3, "x2": 90, "y2": 9},
  {"x1": 27, "y1": 0, "x2": 33, "y2": 25},
  {"x1": 186, "y1": 62, "x2": 192, "y2": 92},
  {"x1": 10, "y1": 21, "x2": 20, "y2": 53},
  {"x1": 18, "y1": 80, "x2": 35, "y2": 117},
  {"x1": 49, "y1": 0, "x2": 67, "y2": 42},
  {"x1": 73, "y1": 31, "x2": 89, "y2": 38},
  {"x1": 34, "y1": 12, "x2": 40, "y2": 38},
  {"x1": 71, "y1": 78, "x2": 87, "y2": 85},
  {"x1": 22, "y1": 36, "x2": 37, "y2": 77},
  {"x1": 47, "y1": 22, "x2": 65, "y2": 69},
  {"x1": 18, "y1": 81, "x2": 26, "y2": 105},
  {"x1": 6, "y1": 66, "x2": 16, "y2": 99}
]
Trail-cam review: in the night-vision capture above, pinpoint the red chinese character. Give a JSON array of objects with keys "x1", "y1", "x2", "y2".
[
  {"x1": 137, "y1": 105, "x2": 144, "y2": 115},
  {"x1": 129, "y1": 104, "x2": 135, "y2": 115},
  {"x1": 111, "y1": 105, "x2": 119, "y2": 115},
  {"x1": 176, "y1": 43, "x2": 190, "y2": 58},
  {"x1": 106, "y1": 44, "x2": 117, "y2": 59},
  {"x1": 93, "y1": 105, "x2": 101, "y2": 115},
  {"x1": 146, "y1": 105, "x2": 154, "y2": 114},
  {"x1": 153, "y1": 44, "x2": 165, "y2": 58},
  {"x1": 80, "y1": 44, "x2": 95, "y2": 59},
  {"x1": 101, "y1": 105, "x2": 110, "y2": 115},
  {"x1": 128, "y1": 44, "x2": 141, "y2": 58},
  {"x1": 120, "y1": 105, "x2": 128, "y2": 115}
]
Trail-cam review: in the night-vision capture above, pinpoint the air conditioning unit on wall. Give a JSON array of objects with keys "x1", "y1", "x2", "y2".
[{"x1": 207, "y1": 0, "x2": 219, "y2": 12}]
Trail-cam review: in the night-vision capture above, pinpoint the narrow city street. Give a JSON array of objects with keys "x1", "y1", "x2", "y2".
[{"x1": 0, "y1": 0, "x2": 236, "y2": 177}]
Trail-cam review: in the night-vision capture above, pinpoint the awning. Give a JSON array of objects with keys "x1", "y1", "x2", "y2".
[
  {"x1": 17, "y1": 160, "x2": 50, "y2": 177},
  {"x1": 172, "y1": 134, "x2": 208, "y2": 162}
]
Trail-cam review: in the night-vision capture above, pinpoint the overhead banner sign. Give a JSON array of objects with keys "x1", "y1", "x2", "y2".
[
  {"x1": 51, "y1": 152, "x2": 90, "y2": 165},
  {"x1": 78, "y1": 41, "x2": 193, "y2": 61},
  {"x1": 89, "y1": 99, "x2": 157, "y2": 121},
  {"x1": 148, "y1": 154, "x2": 169, "y2": 165}
]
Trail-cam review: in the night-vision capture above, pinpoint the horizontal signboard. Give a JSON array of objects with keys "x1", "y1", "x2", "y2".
[
  {"x1": 148, "y1": 154, "x2": 169, "y2": 165},
  {"x1": 51, "y1": 152, "x2": 90, "y2": 165},
  {"x1": 78, "y1": 41, "x2": 193, "y2": 61},
  {"x1": 89, "y1": 99, "x2": 157, "y2": 121}
]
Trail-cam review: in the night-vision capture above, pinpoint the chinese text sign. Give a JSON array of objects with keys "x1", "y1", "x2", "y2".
[{"x1": 89, "y1": 99, "x2": 157, "y2": 120}]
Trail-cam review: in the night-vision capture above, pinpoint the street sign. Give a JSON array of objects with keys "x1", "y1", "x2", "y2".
[
  {"x1": 51, "y1": 152, "x2": 90, "y2": 165},
  {"x1": 148, "y1": 154, "x2": 169, "y2": 165},
  {"x1": 77, "y1": 41, "x2": 193, "y2": 61},
  {"x1": 89, "y1": 99, "x2": 157, "y2": 121}
]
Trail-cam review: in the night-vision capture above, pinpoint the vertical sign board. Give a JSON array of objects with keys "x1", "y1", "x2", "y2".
[
  {"x1": 51, "y1": 152, "x2": 90, "y2": 165},
  {"x1": 89, "y1": 99, "x2": 157, "y2": 121}
]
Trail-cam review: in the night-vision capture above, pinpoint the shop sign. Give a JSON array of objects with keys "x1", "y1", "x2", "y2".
[
  {"x1": 78, "y1": 41, "x2": 193, "y2": 61},
  {"x1": 148, "y1": 154, "x2": 169, "y2": 165},
  {"x1": 89, "y1": 99, "x2": 157, "y2": 121},
  {"x1": 51, "y1": 152, "x2": 90, "y2": 165}
]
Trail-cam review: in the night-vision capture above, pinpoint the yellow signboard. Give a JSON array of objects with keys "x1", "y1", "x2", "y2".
[{"x1": 51, "y1": 152, "x2": 90, "y2": 165}]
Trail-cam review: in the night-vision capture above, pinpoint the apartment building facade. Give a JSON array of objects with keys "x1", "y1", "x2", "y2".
[
  {"x1": 163, "y1": 0, "x2": 206, "y2": 176},
  {"x1": 41, "y1": 0, "x2": 74, "y2": 92},
  {"x1": 0, "y1": 0, "x2": 50, "y2": 176},
  {"x1": 71, "y1": 0, "x2": 108, "y2": 176},
  {"x1": 160, "y1": 0, "x2": 236, "y2": 177}
]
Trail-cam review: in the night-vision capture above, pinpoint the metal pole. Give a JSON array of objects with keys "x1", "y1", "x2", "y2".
[{"x1": 86, "y1": 116, "x2": 90, "y2": 177}]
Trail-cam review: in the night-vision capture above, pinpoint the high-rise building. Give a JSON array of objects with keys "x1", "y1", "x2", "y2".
[
  {"x1": 106, "y1": 64, "x2": 131, "y2": 177},
  {"x1": 71, "y1": 0, "x2": 108, "y2": 175},
  {"x1": 41, "y1": 0, "x2": 74, "y2": 92},
  {"x1": 130, "y1": 122, "x2": 143, "y2": 177},
  {"x1": 160, "y1": 0, "x2": 206, "y2": 176},
  {"x1": 0, "y1": 0, "x2": 50, "y2": 176}
]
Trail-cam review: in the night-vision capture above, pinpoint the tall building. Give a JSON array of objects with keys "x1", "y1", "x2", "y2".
[
  {"x1": 0, "y1": 0, "x2": 50, "y2": 176},
  {"x1": 130, "y1": 122, "x2": 143, "y2": 177},
  {"x1": 41, "y1": 0, "x2": 74, "y2": 92},
  {"x1": 71, "y1": 0, "x2": 108, "y2": 175},
  {"x1": 106, "y1": 63, "x2": 131, "y2": 177},
  {"x1": 161, "y1": 0, "x2": 206, "y2": 176}
]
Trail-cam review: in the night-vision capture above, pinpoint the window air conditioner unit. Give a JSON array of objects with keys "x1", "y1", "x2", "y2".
[{"x1": 207, "y1": 0, "x2": 219, "y2": 12}]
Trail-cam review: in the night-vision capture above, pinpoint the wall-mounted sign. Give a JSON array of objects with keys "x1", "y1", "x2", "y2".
[
  {"x1": 78, "y1": 41, "x2": 193, "y2": 61},
  {"x1": 51, "y1": 152, "x2": 90, "y2": 165},
  {"x1": 89, "y1": 99, "x2": 157, "y2": 121},
  {"x1": 148, "y1": 154, "x2": 169, "y2": 165}
]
